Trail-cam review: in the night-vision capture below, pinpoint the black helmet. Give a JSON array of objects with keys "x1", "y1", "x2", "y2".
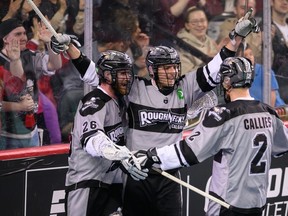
[
  {"x1": 219, "y1": 57, "x2": 254, "y2": 89},
  {"x1": 97, "y1": 50, "x2": 132, "y2": 81},
  {"x1": 146, "y1": 46, "x2": 181, "y2": 80},
  {"x1": 96, "y1": 50, "x2": 133, "y2": 95}
]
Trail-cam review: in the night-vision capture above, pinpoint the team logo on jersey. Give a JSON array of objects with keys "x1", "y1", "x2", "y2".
[
  {"x1": 80, "y1": 97, "x2": 104, "y2": 116},
  {"x1": 164, "y1": 97, "x2": 168, "y2": 104},
  {"x1": 208, "y1": 106, "x2": 229, "y2": 121},
  {"x1": 139, "y1": 109, "x2": 186, "y2": 129},
  {"x1": 177, "y1": 88, "x2": 184, "y2": 100},
  {"x1": 106, "y1": 125, "x2": 124, "y2": 143}
]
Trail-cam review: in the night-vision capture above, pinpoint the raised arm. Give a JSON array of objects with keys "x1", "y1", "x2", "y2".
[
  {"x1": 50, "y1": 34, "x2": 98, "y2": 86},
  {"x1": 6, "y1": 38, "x2": 25, "y2": 80},
  {"x1": 193, "y1": 10, "x2": 260, "y2": 94},
  {"x1": 37, "y1": 19, "x2": 62, "y2": 70}
]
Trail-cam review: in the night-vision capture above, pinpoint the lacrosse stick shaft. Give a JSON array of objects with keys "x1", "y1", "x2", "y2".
[
  {"x1": 152, "y1": 167, "x2": 230, "y2": 209},
  {"x1": 26, "y1": 0, "x2": 59, "y2": 40}
]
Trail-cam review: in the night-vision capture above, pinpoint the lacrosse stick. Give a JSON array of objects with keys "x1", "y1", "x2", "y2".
[
  {"x1": 26, "y1": 0, "x2": 72, "y2": 52},
  {"x1": 26, "y1": 0, "x2": 59, "y2": 40},
  {"x1": 152, "y1": 167, "x2": 230, "y2": 209},
  {"x1": 185, "y1": 91, "x2": 218, "y2": 130}
]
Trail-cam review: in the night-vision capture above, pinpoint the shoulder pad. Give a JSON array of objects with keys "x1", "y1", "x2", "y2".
[
  {"x1": 79, "y1": 89, "x2": 111, "y2": 116},
  {"x1": 202, "y1": 106, "x2": 230, "y2": 127}
]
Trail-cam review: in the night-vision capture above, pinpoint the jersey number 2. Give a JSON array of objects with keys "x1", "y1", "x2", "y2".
[{"x1": 250, "y1": 133, "x2": 268, "y2": 175}]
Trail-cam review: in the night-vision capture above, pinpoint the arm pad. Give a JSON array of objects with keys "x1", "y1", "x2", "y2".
[
  {"x1": 85, "y1": 130, "x2": 132, "y2": 160},
  {"x1": 72, "y1": 52, "x2": 91, "y2": 77}
]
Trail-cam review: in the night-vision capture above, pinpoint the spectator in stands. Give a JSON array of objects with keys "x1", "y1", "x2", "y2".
[
  {"x1": 270, "y1": 0, "x2": 288, "y2": 104},
  {"x1": 96, "y1": 0, "x2": 149, "y2": 62},
  {"x1": 0, "y1": 37, "x2": 28, "y2": 136},
  {"x1": 216, "y1": 0, "x2": 262, "y2": 64},
  {"x1": 150, "y1": 0, "x2": 224, "y2": 46},
  {"x1": 0, "y1": 20, "x2": 36, "y2": 150},
  {"x1": 91, "y1": 2, "x2": 149, "y2": 72},
  {"x1": 97, "y1": 1, "x2": 151, "y2": 77},
  {"x1": 127, "y1": 18, "x2": 150, "y2": 70},
  {"x1": 132, "y1": 45, "x2": 150, "y2": 79},
  {"x1": 67, "y1": 0, "x2": 150, "y2": 64},
  {"x1": 0, "y1": 0, "x2": 41, "y2": 22},
  {"x1": 68, "y1": 0, "x2": 85, "y2": 40},
  {"x1": 26, "y1": 17, "x2": 62, "y2": 145},
  {"x1": 66, "y1": 0, "x2": 103, "y2": 44},
  {"x1": 177, "y1": 6, "x2": 219, "y2": 74},
  {"x1": 0, "y1": 18, "x2": 62, "y2": 149},
  {"x1": 37, "y1": 91, "x2": 61, "y2": 145},
  {"x1": 0, "y1": 63, "x2": 32, "y2": 118},
  {"x1": 27, "y1": 16, "x2": 59, "y2": 107},
  {"x1": 242, "y1": 43, "x2": 285, "y2": 107},
  {"x1": 0, "y1": 57, "x2": 34, "y2": 137},
  {"x1": 0, "y1": 0, "x2": 22, "y2": 22}
]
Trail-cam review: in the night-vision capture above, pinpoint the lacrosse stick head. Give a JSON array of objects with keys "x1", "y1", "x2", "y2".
[
  {"x1": 187, "y1": 91, "x2": 218, "y2": 120},
  {"x1": 184, "y1": 91, "x2": 218, "y2": 131}
]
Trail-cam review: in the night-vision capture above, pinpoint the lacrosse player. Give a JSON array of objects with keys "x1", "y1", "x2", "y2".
[
  {"x1": 64, "y1": 50, "x2": 146, "y2": 216},
  {"x1": 129, "y1": 57, "x2": 288, "y2": 216}
]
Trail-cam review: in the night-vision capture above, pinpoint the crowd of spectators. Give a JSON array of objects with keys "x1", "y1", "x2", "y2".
[{"x1": 0, "y1": 0, "x2": 286, "y2": 150}]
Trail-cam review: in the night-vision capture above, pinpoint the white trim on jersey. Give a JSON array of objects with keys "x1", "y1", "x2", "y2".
[
  {"x1": 156, "y1": 142, "x2": 189, "y2": 170},
  {"x1": 204, "y1": 53, "x2": 223, "y2": 87},
  {"x1": 81, "y1": 60, "x2": 99, "y2": 87}
]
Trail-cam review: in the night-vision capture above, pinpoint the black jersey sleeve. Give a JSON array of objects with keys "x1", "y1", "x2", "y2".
[{"x1": 72, "y1": 52, "x2": 91, "y2": 77}]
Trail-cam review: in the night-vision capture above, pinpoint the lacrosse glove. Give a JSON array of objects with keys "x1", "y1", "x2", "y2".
[
  {"x1": 229, "y1": 8, "x2": 260, "y2": 40},
  {"x1": 50, "y1": 34, "x2": 81, "y2": 54},
  {"x1": 120, "y1": 147, "x2": 162, "y2": 180},
  {"x1": 131, "y1": 148, "x2": 161, "y2": 170},
  {"x1": 107, "y1": 160, "x2": 148, "y2": 181}
]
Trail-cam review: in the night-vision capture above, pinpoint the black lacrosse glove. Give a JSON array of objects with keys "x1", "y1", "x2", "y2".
[{"x1": 130, "y1": 148, "x2": 161, "y2": 169}]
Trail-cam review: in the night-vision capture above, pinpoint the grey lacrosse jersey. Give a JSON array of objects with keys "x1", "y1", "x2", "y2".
[
  {"x1": 65, "y1": 87, "x2": 125, "y2": 187},
  {"x1": 157, "y1": 99, "x2": 288, "y2": 215},
  {"x1": 126, "y1": 53, "x2": 224, "y2": 151}
]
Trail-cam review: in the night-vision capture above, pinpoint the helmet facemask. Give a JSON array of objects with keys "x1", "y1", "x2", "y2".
[
  {"x1": 152, "y1": 63, "x2": 181, "y2": 89},
  {"x1": 111, "y1": 68, "x2": 134, "y2": 96},
  {"x1": 146, "y1": 46, "x2": 181, "y2": 94}
]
